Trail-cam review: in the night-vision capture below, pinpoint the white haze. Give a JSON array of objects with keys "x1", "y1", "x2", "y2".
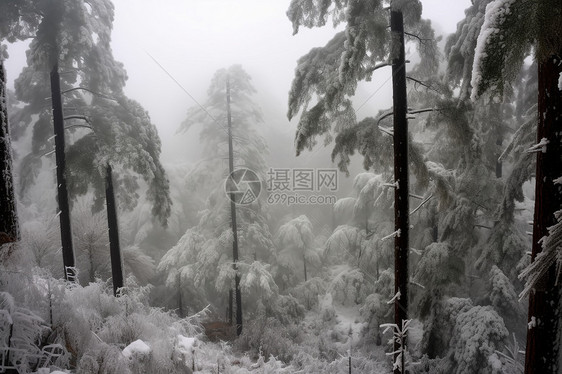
[{"x1": 4, "y1": 0, "x2": 470, "y2": 166}]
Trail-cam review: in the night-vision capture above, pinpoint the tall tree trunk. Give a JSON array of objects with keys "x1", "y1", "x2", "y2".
[
  {"x1": 0, "y1": 60, "x2": 19, "y2": 249},
  {"x1": 524, "y1": 55, "x2": 562, "y2": 374},
  {"x1": 303, "y1": 251, "x2": 308, "y2": 282},
  {"x1": 391, "y1": 9, "x2": 409, "y2": 373},
  {"x1": 50, "y1": 63, "x2": 76, "y2": 281},
  {"x1": 105, "y1": 163, "x2": 123, "y2": 296},
  {"x1": 178, "y1": 273, "x2": 184, "y2": 318},
  {"x1": 226, "y1": 77, "x2": 243, "y2": 336}
]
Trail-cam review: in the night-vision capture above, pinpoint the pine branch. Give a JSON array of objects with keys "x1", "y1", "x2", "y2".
[{"x1": 406, "y1": 77, "x2": 440, "y2": 93}]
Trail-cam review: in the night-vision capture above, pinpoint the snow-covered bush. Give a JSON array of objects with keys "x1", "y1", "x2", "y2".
[
  {"x1": 326, "y1": 265, "x2": 372, "y2": 305},
  {"x1": 265, "y1": 294, "x2": 305, "y2": 325},
  {"x1": 445, "y1": 305, "x2": 509, "y2": 374},
  {"x1": 487, "y1": 266, "x2": 524, "y2": 336},
  {"x1": 235, "y1": 317, "x2": 302, "y2": 363},
  {"x1": 290, "y1": 277, "x2": 325, "y2": 309}
]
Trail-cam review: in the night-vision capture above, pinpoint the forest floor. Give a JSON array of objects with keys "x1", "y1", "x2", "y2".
[{"x1": 178, "y1": 304, "x2": 393, "y2": 373}]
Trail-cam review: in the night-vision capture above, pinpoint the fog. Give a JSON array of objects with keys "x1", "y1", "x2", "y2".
[
  {"x1": 3, "y1": 0, "x2": 469, "y2": 169},
  {"x1": 11, "y1": 2, "x2": 550, "y2": 373},
  {"x1": 109, "y1": 0, "x2": 469, "y2": 166}
]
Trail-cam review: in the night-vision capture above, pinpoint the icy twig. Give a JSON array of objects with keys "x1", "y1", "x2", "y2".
[
  {"x1": 381, "y1": 229, "x2": 400, "y2": 242},
  {"x1": 525, "y1": 138, "x2": 549, "y2": 154}
]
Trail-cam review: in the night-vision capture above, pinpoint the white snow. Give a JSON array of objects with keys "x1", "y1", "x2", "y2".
[
  {"x1": 528, "y1": 316, "x2": 536, "y2": 329},
  {"x1": 526, "y1": 138, "x2": 549, "y2": 154},
  {"x1": 471, "y1": 0, "x2": 516, "y2": 101},
  {"x1": 176, "y1": 335, "x2": 197, "y2": 353},
  {"x1": 122, "y1": 339, "x2": 151, "y2": 358},
  {"x1": 558, "y1": 72, "x2": 562, "y2": 92},
  {"x1": 387, "y1": 290, "x2": 401, "y2": 305}
]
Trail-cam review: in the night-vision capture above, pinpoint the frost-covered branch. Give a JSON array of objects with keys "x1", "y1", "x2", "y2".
[
  {"x1": 406, "y1": 77, "x2": 440, "y2": 92},
  {"x1": 365, "y1": 62, "x2": 392, "y2": 74},
  {"x1": 409, "y1": 194, "x2": 432, "y2": 215},
  {"x1": 376, "y1": 109, "x2": 394, "y2": 126},
  {"x1": 61, "y1": 87, "x2": 117, "y2": 102},
  {"x1": 378, "y1": 125, "x2": 393, "y2": 136},
  {"x1": 519, "y1": 207, "x2": 562, "y2": 300},
  {"x1": 525, "y1": 137, "x2": 549, "y2": 154},
  {"x1": 381, "y1": 230, "x2": 401, "y2": 242},
  {"x1": 386, "y1": 290, "x2": 401, "y2": 305},
  {"x1": 380, "y1": 319, "x2": 412, "y2": 373}
]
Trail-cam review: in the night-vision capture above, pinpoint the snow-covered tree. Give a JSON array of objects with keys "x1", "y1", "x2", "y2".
[
  {"x1": 159, "y1": 65, "x2": 276, "y2": 319},
  {"x1": 3, "y1": 0, "x2": 171, "y2": 226},
  {"x1": 275, "y1": 215, "x2": 320, "y2": 285},
  {"x1": 0, "y1": 58, "x2": 19, "y2": 250},
  {"x1": 471, "y1": 0, "x2": 562, "y2": 371}
]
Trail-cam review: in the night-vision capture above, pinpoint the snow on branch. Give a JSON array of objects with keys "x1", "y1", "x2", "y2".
[
  {"x1": 383, "y1": 181, "x2": 399, "y2": 189},
  {"x1": 61, "y1": 86, "x2": 118, "y2": 102},
  {"x1": 386, "y1": 290, "x2": 401, "y2": 305},
  {"x1": 381, "y1": 229, "x2": 400, "y2": 242},
  {"x1": 409, "y1": 194, "x2": 433, "y2": 215},
  {"x1": 365, "y1": 62, "x2": 392, "y2": 74},
  {"x1": 525, "y1": 138, "x2": 549, "y2": 154},
  {"x1": 519, "y1": 207, "x2": 562, "y2": 300},
  {"x1": 406, "y1": 77, "x2": 440, "y2": 93},
  {"x1": 378, "y1": 126, "x2": 393, "y2": 136}
]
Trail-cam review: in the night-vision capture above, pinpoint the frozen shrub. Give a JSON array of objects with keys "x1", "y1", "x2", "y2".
[
  {"x1": 327, "y1": 265, "x2": 372, "y2": 305},
  {"x1": 290, "y1": 277, "x2": 325, "y2": 309},
  {"x1": 446, "y1": 305, "x2": 509, "y2": 374},
  {"x1": 487, "y1": 265, "x2": 525, "y2": 336},
  {"x1": 76, "y1": 341, "x2": 131, "y2": 374},
  {"x1": 265, "y1": 294, "x2": 305, "y2": 324},
  {"x1": 235, "y1": 317, "x2": 301, "y2": 363},
  {"x1": 420, "y1": 297, "x2": 473, "y2": 359}
]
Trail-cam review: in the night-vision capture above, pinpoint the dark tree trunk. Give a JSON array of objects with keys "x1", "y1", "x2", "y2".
[
  {"x1": 391, "y1": 9, "x2": 409, "y2": 374},
  {"x1": 0, "y1": 61, "x2": 19, "y2": 248},
  {"x1": 524, "y1": 55, "x2": 562, "y2": 374},
  {"x1": 50, "y1": 63, "x2": 76, "y2": 281},
  {"x1": 303, "y1": 251, "x2": 308, "y2": 282},
  {"x1": 495, "y1": 137, "x2": 503, "y2": 178},
  {"x1": 105, "y1": 163, "x2": 123, "y2": 296},
  {"x1": 228, "y1": 289, "x2": 233, "y2": 325},
  {"x1": 226, "y1": 77, "x2": 242, "y2": 336},
  {"x1": 178, "y1": 273, "x2": 184, "y2": 318}
]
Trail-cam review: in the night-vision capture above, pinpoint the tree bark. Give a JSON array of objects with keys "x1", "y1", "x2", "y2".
[
  {"x1": 226, "y1": 76, "x2": 243, "y2": 336},
  {"x1": 105, "y1": 163, "x2": 123, "y2": 296},
  {"x1": 0, "y1": 60, "x2": 19, "y2": 249},
  {"x1": 524, "y1": 55, "x2": 562, "y2": 374},
  {"x1": 391, "y1": 9, "x2": 409, "y2": 374},
  {"x1": 50, "y1": 63, "x2": 76, "y2": 281},
  {"x1": 303, "y1": 251, "x2": 308, "y2": 282}
]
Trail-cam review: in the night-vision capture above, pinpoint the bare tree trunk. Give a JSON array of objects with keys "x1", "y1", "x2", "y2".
[
  {"x1": 524, "y1": 54, "x2": 562, "y2": 374},
  {"x1": 50, "y1": 63, "x2": 76, "y2": 281},
  {"x1": 226, "y1": 77, "x2": 242, "y2": 336},
  {"x1": 303, "y1": 251, "x2": 308, "y2": 282},
  {"x1": 391, "y1": 9, "x2": 409, "y2": 374},
  {"x1": 0, "y1": 60, "x2": 19, "y2": 249},
  {"x1": 106, "y1": 163, "x2": 123, "y2": 296}
]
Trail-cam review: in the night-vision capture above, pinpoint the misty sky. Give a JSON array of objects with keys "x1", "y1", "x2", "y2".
[{"x1": 5, "y1": 1, "x2": 470, "y2": 164}]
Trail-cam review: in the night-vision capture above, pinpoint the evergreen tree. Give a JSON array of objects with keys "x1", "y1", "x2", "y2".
[
  {"x1": 3, "y1": 0, "x2": 171, "y2": 226},
  {"x1": 159, "y1": 65, "x2": 276, "y2": 318},
  {"x1": 0, "y1": 58, "x2": 19, "y2": 251},
  {"x1": 471, "y1": 0, "x2": 562, "y2": 371}
]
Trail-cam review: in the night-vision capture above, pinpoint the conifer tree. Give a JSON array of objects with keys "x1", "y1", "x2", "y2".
[
  {"x1": 0, "y1": 59, "x2": 19, "y2": 249},
  {"x1": 3, "y1": 0, "x2": 171, "y2": 227},
  {"x1": 159, "y1": 65, "x2": 276, "y2": 321},
  {"x1": 471, "y1": 0, "x2": 562, "y2": 371}
]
